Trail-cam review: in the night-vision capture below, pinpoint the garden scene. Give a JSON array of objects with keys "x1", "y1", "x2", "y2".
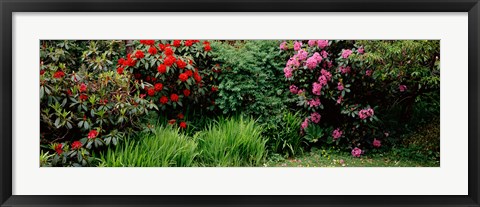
[{"x1": 40, "y1": 40, "x2": 440, "y2": 167}]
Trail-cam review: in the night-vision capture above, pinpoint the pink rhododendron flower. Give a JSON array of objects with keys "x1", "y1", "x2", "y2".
[
  {"x1": 293, "y1": 41, "x2": 302, "y2": 51},
  {"x1": 332, "y1": 128, "x2": 343, "y2": 139},
  {"x1": 351, "y1": 147, "x2": 362, "y2": 157},
  {"x1": 337, "y1": 82, "x2": 344, "y2": 91},
  {"x1": 321, "y1": 50, "x2": 328, "y2": 58},
  {"x1": 284, "y1": 67, "x2": 293, "y2": 78},
  {"x1": 339, "y1": 66, "x2": 351, "y2": 74},
  {"x1": 280, "y1": 41, "x2": 288, "y2": 50},
  {"x1": 301, "y1": 118, "x2": 309, "y2": 130},
  {"x1": 399, "y1": 85, "x2": 407, "y2": 92},
  {"x1": 336, "y1": 96, "x2": 343, "y2": 104},
  {"x1": 327, "y1": 61, "x2": 333, "y2": 68},
  {"x1": 312, "y1": 52, "x2": 323, "y2": 62},
  {"x1": 287, "y1": 58, "x2": 300, "y2": 68},
  {"x1": 290, "y1": 85, "x2": 299, "y2": 94},
  {"x1": 317, "y1": 40, "x2": 329, "y2": 49},
  {"x1": 373, "y1": 139, "x2": 381, "y2": 148},
  {"x1": 310, "y1": 112, "x2": 321, "y2": 123},
  {"x1": 306, "y1": 57, "x2": 319, "y2": 69},
  {"x1": 341, "y1": 49, "x2": 353, "y2": 59},
  {"x1": 357, "y1": 47, "x2": 365, "y2": 54},
  {"x1": 298, "y1": 89, "x2": 304, "y2": 94},
  {"x1": 312, "y1": 82, "x2": 322, "y2": 95},
  {"x1": 297, "y1": 49, "x2": 308, "y2": 61},
  {"x1": 321, "y1": 69, "x2": 332, "y2": 81},
  {"x1": 359, "y1": 108, "x2": 374, "y2": 119},
  {"x1": 365, "y1": 70, "x2": 372, "y2": 76},
  {"x1": 318, "y1": 75, "x2": 328, "y2": 86},
  {"x1": 308, "y1": 98, "x2": 321, "y2": 108},
  {"x1": 308, "y1": 40, "x2": 317, "y2": 47}
]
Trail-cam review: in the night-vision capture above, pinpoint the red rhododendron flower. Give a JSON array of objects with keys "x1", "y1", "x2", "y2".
[
  {"x1": 148, "y1": 46, "x2": 158, "y2": 55},
  {"x1": 40, "y1": 70, "x2": 45, "y2": 76},
  {"x1": 79, "y1": 94, "x2": 88, "y2": 101},
  {"x1": 157, "y1": 64, "x2": 167, "y2": 74},
  {"x1": 79, "y1": 83, "x2": 87, "y2": 92},
  {"x1": 211, "y1": 86, "x2": 218, "y2": 92},
  {"x1": 140, "y1": 40, "x2": 155, "y2": 45},
  {"x1": 179, "y1": 122, "x2": 187, "y2": 129},
  {"x1": 168, "y1": 119, "x2": 176, "y2": 125},
  {"x1": 117, "y1": 66, "x2": 124, "y2": 74},
  {"x1": 154, "y1": 83, "x2": 163, "y2": 91},
  {"x1": 87, "y1": 130, "x2": 98, "y2": 139},
  {"x1": 53, "y1": 71, "x2": 65, "y2": 79},
  {"x1": 194, "y1": 70, "x2": 202, "y2": 83},
  {"x1": 151, "y1": 77, "x2": 157, "y2": 82},
  {"x1": 135, "y1": 50, "x2": 145, "y2": 59},
  {"x1": 117, "y1": 58, "x2": 125, "y2": 65},
  {"x1": 185, "y1": 70, "x2": 193, "y2": 77},
  {"x1": 159, "y1": 96, "x2": 168, "y2": 104},
  {"x1": 170, "y1": 94, "x2": 179, "y2": 102},
  {"x1": 71, "y1": 141, "x2": 82, "y2": 150},
  {"x1": 55, "y1": 143, "x2": 63, "y2": 155},
  {"x1": 177, "y1": 113, "x2": 184, "y2": 119},
  {"x1": 204, "y1": 44, "x2": 211, "y2": 51},
  {"x1": 164, "y1": 47, "x2": 174, "y2": 56},
  {"x1": 125, "y1": 55, "x2": 136, "y2": 66},
  {"x1": 183, "y1": 89, "x2": 191, "y2": 97},
  {"x1": 164, "y1": 55, "x2": 176, "y2": 67},
  {"x1": 173, "y1": 40, "x2": 182, "y2": 47},
  {"x1": 158, "y1": 44, "x2": 166, "y2": 51},
  {"x1": 176, "y1": 59, "x2": 187, "y2": 69},
  {"x1": 203, "y1": 41, "x2": 210, "y2": 45},
  {"x1": 147, "y1": 88, "x2": 156, "y2": 96},
  {"x1": 184, "y1": 40, "x2": 193, "y2": 47},
  {"x1": 66, "y1": 89, "x2": 72, "y2": 96},
  {"x1": 146, "y1": 76, "x2": 151, "y2": 82},
  {"x1": 179, "y1": 73, "x2": 189, "y2": 82}
]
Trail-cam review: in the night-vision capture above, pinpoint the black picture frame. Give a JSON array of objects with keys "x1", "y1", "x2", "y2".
[{"x1": 1, "y1": 0, "x2": 479, "y2": 206}]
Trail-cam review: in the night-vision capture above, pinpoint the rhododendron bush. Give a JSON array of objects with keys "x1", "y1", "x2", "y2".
[{"x1": 281, "y1": 40, "x2": 439, "y2": 154}]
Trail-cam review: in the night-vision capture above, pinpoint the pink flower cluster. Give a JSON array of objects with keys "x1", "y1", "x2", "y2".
[
  {"x1": 321, "y1": 69, "x2": 332, "y2": 81},
  {"x1": 341, "y1": 49, "x2": 353, "y2": 59},
  {"x1": 317, "y1": 40, "x2": 329, "y2": 49},
  {"x1": 290, "y1": 85, "x2": 299, "y2": 94},
  {"x1": 293, "y1": 41, "x2": 302, "y2": 51},
  {"x1": 373, "y1": 139, "x2": 381, "y2": 148},
  {"x1": 306, "y1": 52, "x2": 323, "y2": 70},
  {"x1": 365, "y1": 70, "x2": 372, "y2": 76},
  {"x1": 359, "y1": 108, "x2": 374, "y2": 120},
  {"x1": 357, "y1": 47, "x2": 365, "y2": 54},
  {"x1": 312, "y1": 82, "x2": 323, "y2": 95},
  {"x1": 308, "y1": 98, "x2": 321, "y2": 108},
  {"x1": 284, "y1": 67, "x2": 293, "y2": 78},
  {"x1": 297, "y1": 49, "x2": 308, "y2": 61},
  {"x1": 280, "y1": 41, "x2": 287, "y2": 50},
  {"x1": 301, "y1": 118, "x2": 309, "y2": 130},
  {"x1": 351, "y1": 147, "x2": 362, "y2": 157},
  {"x1": 399, "y1": 85, "x2": 407, "y2": 92},
  {"x1": 332, "y1": 128, "x2": 343, "y2": 139},
  {"x1": 310, "y1": 112, "x2": 321, "y2": 123},
  {"x1": 337, "y1": 82, "x2": 344, "y2": 91},
  {"x1": 339, "y1": 66, "x2": 351, "y2": 74}
]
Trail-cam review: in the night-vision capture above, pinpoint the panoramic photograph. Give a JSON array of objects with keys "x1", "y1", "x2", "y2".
[{"x1": 39, "y1": 40, "x2": 440, "y2": 167}]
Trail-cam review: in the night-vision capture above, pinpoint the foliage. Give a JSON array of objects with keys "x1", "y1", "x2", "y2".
[
  {"x1": 40, "y1": 40, "x2": 155, "y2": 166},
  {"x1": 264, "y1": 110, "x2": 305, "y2": 157},
  {"x1": 211, "y1": 40, "x2": 293, "y2": 123},
  {"x1": 99, "y1": 126, "x2": 198, "y2": 167},
  {"x1": 281, "y1": 40, "x2": 440, "y2": 154},
  {"x1": 195, "y1": 116, "x2": 267, "y2": 166}
]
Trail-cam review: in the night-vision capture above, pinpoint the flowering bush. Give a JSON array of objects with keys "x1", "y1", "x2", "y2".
[
  {"x1": 281, "y1": 40, "x2": 440, "y2": 156},
  {"x1": 40, "y1": 40, "x2": 155, "y2": 166},
  {"x1": 118, "y1": 40, "x2": 219, "y2": 128}
]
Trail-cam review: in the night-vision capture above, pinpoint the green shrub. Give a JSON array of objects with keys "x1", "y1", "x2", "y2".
[
  {"x1": 195, "y1": 117, "x2": 267, "y2": 166},
  {"x1": 99, "y1": 126, "x2": 197, "y2": 167},
  {"x1": 264, "y1": 110, "x2": 305, "y2": 157}
]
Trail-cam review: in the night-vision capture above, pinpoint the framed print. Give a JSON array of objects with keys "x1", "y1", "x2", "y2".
[{"x1": 1, "y1": 0, "x2": 479, "y2": 206}]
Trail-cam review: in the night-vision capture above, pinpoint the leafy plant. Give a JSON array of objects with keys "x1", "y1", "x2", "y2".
[{"x1": 264, "y1": 110, "x2": 305, "y2": 157}]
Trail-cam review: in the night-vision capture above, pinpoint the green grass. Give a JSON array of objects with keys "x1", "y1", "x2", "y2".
[
  {"x1": 265, "y1": 147, "x2": 439, "y2": 167},
  {"x1": 195, "y1": 116, "x2": 267, "y2": 167},
  {"x1": 99, "y1": 126, "x2": 198, "y2": 167}
]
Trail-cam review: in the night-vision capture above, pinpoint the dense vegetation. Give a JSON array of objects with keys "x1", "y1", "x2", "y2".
[{"x1": 39, "y1": 40, "x2": 440, "y2": 167}]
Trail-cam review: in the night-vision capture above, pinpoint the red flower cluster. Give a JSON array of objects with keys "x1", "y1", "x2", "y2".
[
  {"x1": 159, "y1": 96, "x2": 168, "y2": 104},
  {"x1": 211, "y1": 86, "x2": 218, "y2": 92},
  {"x1": 177, "y1": 113, "x2": 184, "y2": 119},
  {"x1": 53, "y1": 71, "x2": 65, "y2": 79},
  {"x1": 203, "y1": 41, "x2": 211, "y2": 51},
  {"x1": 71, "y1": 141, "x2": 82, "y2": 150},
  {"x1": 168, "y1": 119, "x2": 176, "y2": 125},
  {"x1": 154, "y1": 83, "x2": 163, "y2": 91},
  {"x1": 157, "y1": 64, "x2": 167, "y2": 74},
  {"x1": 176, "y1": 59, "x2": 187, "y2": 69},
  {"x1": 173, "y1": 40, "x2": 182, "y2": 47},
  {"x1": 55, "y1": 143, "x2": 63, "y2": 155},
  {"x1": 164, "y1": 47, "x2": 174, "y2": 56},
  {"x1": 79, "y1": 94, "x2": 88, "y2": 101},
  {"x1": 183, "y1": 89, "x2": 191, "y2": 97},
  {"x1": 179, "y1": 121, "x2": 187, "y2": 129},
  {"x1": 117, "y1": 66, "x2": 124, "y2": 74},
  {"x1": 135, "y1": 50, "x2": 145, "y2": 59},
  {"x1": 164, "y1": 55, "x2": 176, "y2": 67},
  {"x1": 185, "y1": 70, "x2": 193, "y2": 77},
  {"x1": 79, "y1": 83, "x2": 87, "y2": 93},
  {"x1": 148, "y1": 46, "x2": 158, "y2": 55},
  {"x1": 170, "y1": 94, "x2": 179, "y2": 102},
  {"x1": 147, "y1": 88, "x2": 156, "y2": 96},
  {"x1": 40, "y1": 70, "x2": 45, "y2": 76},
  {"x1": 140, "y1": 40, "x2": 155, "y2": 45},
  {"x1": 179, "y1": 73, "x2": 189, "y2": 82},
  {"x1": 194, "y1": 69, "x2": 202, "y2": 83},
  {"x1": 87, "y1": 130, "x2": 98, "y2": 139}
]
